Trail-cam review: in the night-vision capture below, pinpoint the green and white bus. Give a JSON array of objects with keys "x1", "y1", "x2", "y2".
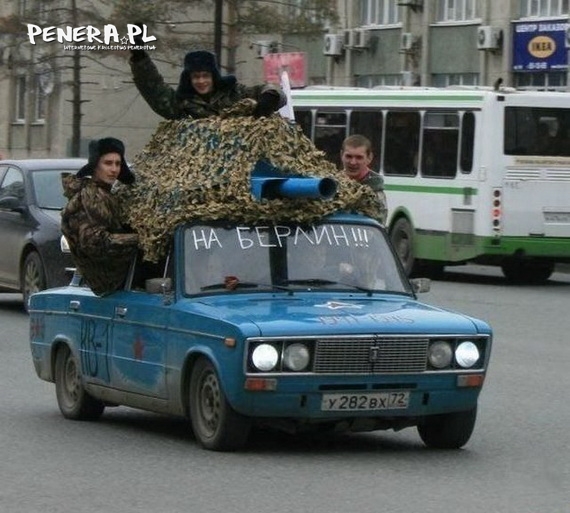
[{"x1": 290, "y1": 86, "x2": 570, "y2": 283}]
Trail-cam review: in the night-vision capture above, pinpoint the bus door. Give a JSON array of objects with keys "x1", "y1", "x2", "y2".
[{"x1": 421, "y1": 111, "x2": 477, "y2": 258}]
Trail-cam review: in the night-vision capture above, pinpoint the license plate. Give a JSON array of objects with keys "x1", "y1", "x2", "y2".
[{"x1": 321, "y1": 392, "x2": 410, "y2": 411}]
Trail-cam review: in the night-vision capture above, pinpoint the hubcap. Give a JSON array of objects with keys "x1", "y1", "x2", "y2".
[
  {"x1": 199, "y1": 372, "x2": 221, "y2": 435},
  {"x1": 63, "y1": 356, "x2": 81, "y2": 406}
]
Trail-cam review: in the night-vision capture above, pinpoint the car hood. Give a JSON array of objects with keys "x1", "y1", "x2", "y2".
[
  {"x1": 193, "y1": 293, "x2": 489, "y2": 337},
  {"x1": 40, "y1": 208, "x2": 63, "y2": 225}
]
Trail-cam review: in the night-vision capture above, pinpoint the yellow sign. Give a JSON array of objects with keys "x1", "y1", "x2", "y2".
[{"x1": 528, "y1": 35, "x2": 556, "y2": 58}]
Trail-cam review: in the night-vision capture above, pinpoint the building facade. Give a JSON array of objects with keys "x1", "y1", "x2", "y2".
[
  {"x1": 309, "y1": 0, "x2": 569, "y2": 89},
  {"x1": 1, "y1": 0, "x2": 569, "y2": 159}
]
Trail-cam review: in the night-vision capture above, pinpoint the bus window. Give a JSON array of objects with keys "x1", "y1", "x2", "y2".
[
  {"x1": 295, "y1": 109, "x2": 313, "y2": 140},
  {"x1": 314, "y1": 111, "x2": 347, "y2": 168},
  {"x1": 384, "y1": 111, "x2": 420, "y2": 176},
  {"x1": 505, "y1": 107, "x2": 570, "y2": 156},
  {"x1": 349, "y1": 111, "x2": 383, "y2": 172},
  {"x1": 460, "y1": 112, "x2": 475, "y2": 173},
  {"x1": 421, "y1": 112, "x2": 459, "y2": 179}
]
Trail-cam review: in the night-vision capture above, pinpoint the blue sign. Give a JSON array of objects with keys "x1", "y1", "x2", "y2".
[{"x1": 512, "y1": 20, "x2": 568, "y2": 72}]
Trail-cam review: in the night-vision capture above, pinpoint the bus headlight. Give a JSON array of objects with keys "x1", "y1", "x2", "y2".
[
  {"x1": 283, "y1": 343, "x2": 310, "y2": 371},
  {"x1": 251, "y1": 344, "x2": 279, "y2": 372},
  {"x1": 455, "y1": 341, "x2": 480, "y2": 368},
  {"x1": 428, "y1": 341, "x2": 453, "y2": 369}
]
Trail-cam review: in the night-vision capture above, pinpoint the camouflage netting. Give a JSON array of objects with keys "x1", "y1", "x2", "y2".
[{"x1": 120, "y1": 100, "x2": 383, "y2": 263}]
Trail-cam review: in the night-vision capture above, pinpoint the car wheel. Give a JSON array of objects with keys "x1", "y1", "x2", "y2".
[
  {"x1": 390, "y1": 218, "x2": 415, "y2": 276},
  {"x1": 55, "y1": 345, "x2": 105, "y2": 421},
  {"x1": 189, "y1": 357, "x2": 251, "y2": 451},
  {"x1": 22, "y1": 252, "x2": 46, "y2": 311},
  {"x1": 417, "y1": 406, "x2": 477, "y2": 449}
]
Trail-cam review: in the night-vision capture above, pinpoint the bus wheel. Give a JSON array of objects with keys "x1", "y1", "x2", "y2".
[
  {"x1": 391, "y1": 218, "x2": 415, "y2": 275},
  {"x1": 189, "y1": 357, "x2": 251, "y2": 451},
  {"x1": 417, "y1": 406, "x2": 477, "y2": 449},
  {"x1": 501, "y1": 260, "x2": 554, "y2": 284}
]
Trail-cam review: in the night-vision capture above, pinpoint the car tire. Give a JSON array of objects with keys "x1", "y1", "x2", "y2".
[
  {"x1": 55, "y1": 345, "x2": 105, "y2": 421},
  {"x1": 417, "y1": 406, "x2": 477, "y2": 449},
  {"x1": 189, "y1": 357, "x2": 251, "y2": 451},
  {"x1": 22, "y1": 251, "x2": 46, "y2": 312}
]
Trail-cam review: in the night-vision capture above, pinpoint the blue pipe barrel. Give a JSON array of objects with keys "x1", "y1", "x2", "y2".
[{"x1": 250, "y1": 160, "x2": 337, "y2": 201}]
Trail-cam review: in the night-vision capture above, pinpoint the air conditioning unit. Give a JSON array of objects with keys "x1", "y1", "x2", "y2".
[
  {"x1": 354, "y1": 29, "x2": 371, "y2": 49},
  {"x1": 323, "y1": 34, "x2": 344, "y2": 56},
  {"x1": 400, "y1": 32, "x2": 415, "y2": 52},
  {"x1": 477, "y1": 26, "x2": 502, "y2": 50},
  {"x1": 398, "y1": 0, "x2": 423, "y2": 10},
  {"x1": 343, "y1": 29, "x2": 356, "y2": 48}
]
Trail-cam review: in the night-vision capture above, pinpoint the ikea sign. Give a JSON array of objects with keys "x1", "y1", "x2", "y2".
[{"x1": 513, "y1": 20, "x2": 568, "y2": 71}]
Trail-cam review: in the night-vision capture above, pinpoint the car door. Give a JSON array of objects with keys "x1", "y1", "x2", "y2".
[
  {"x1": 0, "y1": 166, "x2": 28, "y2": 288},
  {"x1": 107, "y1": 290, "x2": 169, "y2": 400},
  {"x1": 66, "y1": 291, "x2": 115, "y2": 385}
]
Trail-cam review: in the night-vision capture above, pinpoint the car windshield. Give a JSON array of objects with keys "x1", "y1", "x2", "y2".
[
  {"x1": 32, "y1": 169, "x2": 77, "y2": 209},
  {"x1": 183, "y1": 221, "x2": 411, "y2": 295}
]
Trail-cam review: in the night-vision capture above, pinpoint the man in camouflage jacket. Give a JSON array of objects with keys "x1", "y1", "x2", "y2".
[
  {"x1": 341, "y1": 134, "x2": 388, "y2": 224},
  {"x1": 130, "y1": 48, "x2": 286, "y2": 120},
  {"x1": 61, "y1": 138, "x2": 138, "y2": 296}
]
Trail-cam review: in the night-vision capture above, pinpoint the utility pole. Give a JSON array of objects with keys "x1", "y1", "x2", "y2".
[{"x1": 214, "y1": 0, "x2": 223, "y2": 66}]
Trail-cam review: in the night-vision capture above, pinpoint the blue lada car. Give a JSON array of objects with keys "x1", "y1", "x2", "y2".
[{"x1": 29, "y1": 213, "x2": 492, "y2": 451}]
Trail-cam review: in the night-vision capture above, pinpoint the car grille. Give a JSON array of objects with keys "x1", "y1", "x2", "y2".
[{"x1": 313, "y1": 337, "x2": 429, "y2": 374}]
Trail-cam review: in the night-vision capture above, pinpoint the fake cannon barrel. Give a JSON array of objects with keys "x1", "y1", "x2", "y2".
[{"x1": 250, "y1": 160, "x2": 337, "y2": 201}]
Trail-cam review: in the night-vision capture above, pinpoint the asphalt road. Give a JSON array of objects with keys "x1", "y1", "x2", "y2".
[{"x1": 0, "y1": 266, "x2": 569, "y2": 513}]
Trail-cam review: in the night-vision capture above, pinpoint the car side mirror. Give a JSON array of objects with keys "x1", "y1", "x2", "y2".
[
  {"x1": 145, "y1": 277, "x2": 172, "y2": 294},
  {"x1": 410, "y1": 277, "x2": 431, "y2": 293},
  {"x1": 0, "y1": 196, "x2": 23, "y2": 212}
]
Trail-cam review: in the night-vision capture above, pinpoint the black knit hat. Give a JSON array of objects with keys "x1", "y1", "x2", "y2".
[{"x1": 76, "y1": 137, "x2": 135, "y2": 184}]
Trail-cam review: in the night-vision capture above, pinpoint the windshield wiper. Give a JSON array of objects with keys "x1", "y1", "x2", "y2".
[
  {"x1": 201, "y1": 281, "x2": 292, "y2": 292},
  {"x1": 280, "y1": 278, "x2": 374, "y2": 294}
]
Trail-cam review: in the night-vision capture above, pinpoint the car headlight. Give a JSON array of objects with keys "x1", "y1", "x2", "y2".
[
  {"x1": 251, "y1": 344, "x2": 279, "y2": 372},
  {"x1": 428, "y1": 340, "x2": 453, "y2": 369},
  {"x1": 455, "y1": 341, "x2": 480, "y2": 368},
  {"x1": 60, "y1": 235, "x2": 70, "y2": 253},
  {"x1": 283, "y1": 343, "x2": 310, "y2": 371}
]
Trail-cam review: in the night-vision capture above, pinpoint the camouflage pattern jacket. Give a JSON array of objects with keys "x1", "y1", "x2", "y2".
[
  {"x1": 61, "y1": 175, "x2": 138, "y2": 296},
  {"x1": 360, "y1": 170, "x2": 388, "y2": 224},
  {"x1": 130, "y1": 54, "x2": 285, "y2": 120}
]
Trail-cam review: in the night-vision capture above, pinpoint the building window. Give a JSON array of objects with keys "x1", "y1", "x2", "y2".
[
  {"x1": 437, "y1": 0, "x2": 480, "y2": 22},
  {"x1": 360, "y1": 0, "x2": 400, "y2": 26},
  {"x1": 514, "y1": 71, "x2": 567, "y2": 90},
  {"x1": 432, "y1": 73, "x2": 480, "y2": 87},
  {"x1": 15, "y1": 75, "x2": 27, "y2": 122},
  {"x1": 34, "y1": 74, "x2": 46, "y2": 122},
  {"x1": 519, "y1": 0, "x2": 569, "y2": 17},
  {"x1": 356, "y1": 74, "x2": 403, "y2": 87}
]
